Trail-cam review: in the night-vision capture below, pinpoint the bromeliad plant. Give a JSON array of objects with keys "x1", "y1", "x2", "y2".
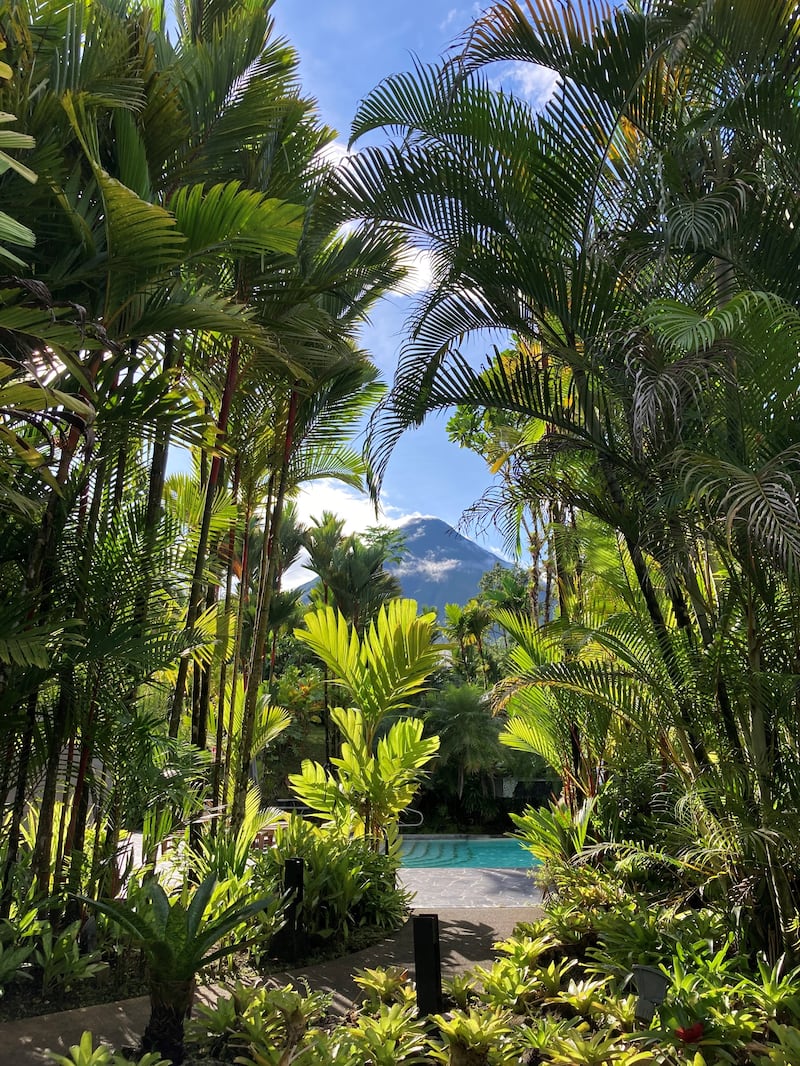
[
  {"x1": 81, "y1": 875, "x2": 281, "y2": 1064},
  {"x1": 46, "y1": 1032, "x2": 169, "y2": 1066},
  {"x1": 189, "y1": 982, "x2": 332, "y2": 1064},
  {"x1": 290, "y1": 599, "x2": 442, "y2": 851}
]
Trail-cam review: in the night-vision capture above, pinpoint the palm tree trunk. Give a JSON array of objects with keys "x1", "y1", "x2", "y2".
[
  {"x1": 232, "y1": 389, "x2": 299, "y2": 829},
  {"x1": 4, "y1": 352, "x2": 103, "y2": 915},
  {"x1": 144, "y1": 332, "x2": 176, "y2": 536},
  {"x1": 550, "y1": 504, "x2": 585, "y2": 804},
  {"x1": 169, "y1": 337, "x2": 239, "y2": 737},
  {"x1": 31, "y1": 711, "x2": 65, "y2": 897},
  {"x1": 223, "y1": 487, "x2": 259, "y2": 807},
  {"x1": 0, "y1": 734, "x2": 12, "y2": 813},
  {"x1": 34, "y1": 443, "x2": 111, "y2": 895},
  {"x1": 212, "y1": 460, "x2": 240, "y2": 811},
  {"x1": 192, "y1": 580, "x2": 218, "y2": 753},
  {"x1": 62, "y1": 692, "x2": 99, "y2": 919},
  {"x1": 0, "y1": 691, "x2": 39, "y2": 918},
  {"x1": 52, "y1": 737, "x2": 76, "y2": 901}
]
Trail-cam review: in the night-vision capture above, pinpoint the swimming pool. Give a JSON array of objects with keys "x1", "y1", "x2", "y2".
[{"x1": 400, "y1": 835, "x2": 536, "y2": 869}]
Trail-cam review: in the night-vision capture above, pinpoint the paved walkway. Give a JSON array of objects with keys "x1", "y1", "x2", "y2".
[
  {"x1": 399, "y1": 866, "x2": 537, "y2": 908},
  {"x1": 0, "y1": 871, "x2": 541, "y2": 1065}
]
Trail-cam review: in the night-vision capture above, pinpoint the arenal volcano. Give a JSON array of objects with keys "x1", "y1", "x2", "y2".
[{"x1": 387, "y1": 517, "x2": 509, "y2": 616}]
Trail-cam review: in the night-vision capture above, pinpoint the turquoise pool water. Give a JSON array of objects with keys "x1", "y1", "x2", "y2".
[{"x1": 400, "y1": 836, "x2": 536, "y2": 869}]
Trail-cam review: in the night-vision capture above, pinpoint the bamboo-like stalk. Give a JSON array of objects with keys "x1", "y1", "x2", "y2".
[
  {"x1": 232, "y1": 389, "x2": 299, "y2": 829},
  {"x1": 222, "y1": 484, "x2": 259, "y2": 808},
  {"x1": 169, "y1": 336, "x2": 240, "y2": 738},
  {"x1": 211, "y1": 460, "x2": 240, "y2": 813}
]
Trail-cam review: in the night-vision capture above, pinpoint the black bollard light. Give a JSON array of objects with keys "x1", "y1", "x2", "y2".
[
  {"x1": 413, "y1": 912, "x2": 442, "y2": 1015},
  {"x1": 632, "y1": 963, "x2": 669, "y2": 1023},
  {"x1": 284, "y1": 857, "x2": 304, "y2": 900},
  {"x1": 284, "y1": 857, "x2": 305, "y2": 963}
]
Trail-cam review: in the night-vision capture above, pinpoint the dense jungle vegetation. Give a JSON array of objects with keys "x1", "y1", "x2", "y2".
[{"x1": 3, "y1": 0, "x2": 800, "y2": 1064}]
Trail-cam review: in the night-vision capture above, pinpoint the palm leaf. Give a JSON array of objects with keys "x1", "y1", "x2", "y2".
[{"x1": 168, "y1": 181, "x2": 303, "y2": 257}]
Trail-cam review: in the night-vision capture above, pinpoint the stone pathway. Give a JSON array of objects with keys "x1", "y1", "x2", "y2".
[{"x1": 399, "y1": 866, "x2": 538, "y2": 908}]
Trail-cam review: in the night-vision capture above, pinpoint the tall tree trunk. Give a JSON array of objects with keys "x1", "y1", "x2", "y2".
[
  {"x1": 550, "y1": 504, "x2": 584, "y2": 803},
  {"x1": 144, "y1": 333, "x2": 176, "y2": 534},
  {"x1": 169, "y1": 337, "x2": 239, "y2": 737},
  {"x1": 142, "y1": 977, "x2": 195, "y2": 1065},
  {"x1": 2, "y1": 351, "x2": 101, "y2": 915},
  {"x1": 222, "y1": 489, "x2": 256, "y2": 808},
  {"x1": 232, "y1": 389, "x2": 299, "y2": 829},
  {"x1": 135, "y1": 331, "x2": 177, "y2": 635},
  {"x1": 62, "y1": 690, "x2": 99, "y2": 919},
  {"x1": 0, "y1": 691, "x2": 39, "y2": 917},
  {"x1": 31, "y1": 697, "x2": 67, "y2": 897},
  {"x1": 34, "y1": 447, "x2": 110, "y2": 895},
  {"x1": 52, "y1": 737, "x2": 76, "y2": 903},
  {"x1": 212, "y1": 461, "x2": 240, "y2": 811}
]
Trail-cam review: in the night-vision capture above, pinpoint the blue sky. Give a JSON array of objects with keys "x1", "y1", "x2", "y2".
[{"x1": 270, "y1": 2, "x2": 556, "y2": 555}]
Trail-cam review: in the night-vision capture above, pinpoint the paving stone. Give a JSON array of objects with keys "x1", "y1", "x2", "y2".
[{"x1": 400, "y1": 866, "x2": 540, "y2": 908}]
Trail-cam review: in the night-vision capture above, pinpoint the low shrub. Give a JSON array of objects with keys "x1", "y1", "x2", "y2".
[{"x1": 253, "y1": 815, "x2": 410, "y2": 952}]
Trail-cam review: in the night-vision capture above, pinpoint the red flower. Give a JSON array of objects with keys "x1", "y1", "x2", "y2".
[{"x1": 675, "y1": 1022, "x2": 705, "y2": 1043}]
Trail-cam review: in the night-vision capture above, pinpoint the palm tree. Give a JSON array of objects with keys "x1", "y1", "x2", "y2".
[
  {"x1": 0, "y1": 0, "x2": 405, "y2": 901},
  {"x1": 290, "y1": 599, "x2": 442, "y2": 850},
  {"x1": 302, "y1": 511, "x2": 347, "y2": 760},
  {"x1": 230, "y1": 352, "x2": 398, "y2": 829},
  {"x1": 336, "y1": 0, "x2": 800, "y2": 953},
  {"x1": 462, "y1": 602, "x2": 494, "y2": 685},
  {"x1": 320, "y1": 538, "x2": 402, "y2": 635},
  {"x1": 425, "y1": 684, "x2": 504, "y2": 800},
  {"x1": 303, "y1": 513, "x2": 348, "y2": 594},
  {"x1": 443, "y1": 604, "x2": 471, "y2": 677},
  {"x1": 0, "y1": 0, "x2": 316, "y2": 907},
  {"x1": 443, "y1": 600, "x2": 494, "y2": 684}
]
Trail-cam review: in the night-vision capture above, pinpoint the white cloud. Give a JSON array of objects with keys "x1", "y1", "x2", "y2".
[
  {"x1": 316, "y1": 139, "x2": 351, "y2": 167},
  {"x1": 486, "y1": 542, "x2": 516, "y2": 563},
  {"x1": 292, "y1": 480, "x2": 388, "y2": 534},
  {"x1": 394, "y1": 556, "x2": 461, "y2": 583},
  {"x1": 284, "y1": 480, "x2": 414, "y2": 589},
  {"x1": 439, "y1": 7, "x2": 460, "y2": 30},
  {"x1": 397, "y1": 511, "x2": 439, "y2": 528},
  {"x1": 284, "y1": 550, "x2": 312, "y2": 590},
  {"x1": 492, "y1": 62, "x2": 558, "y2": 109}
]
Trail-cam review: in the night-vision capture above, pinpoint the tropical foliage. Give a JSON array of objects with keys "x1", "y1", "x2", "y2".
[
  {"x1": 0, "y1": 0, "x2": 405, "y2": 922},
  {"x1": 8, "y1": 0, "x2": 800, "y2": 1063},
  {"x1": 289, "y1": 599, "x2": 441, "y2": 850},
  {"x1": 0, "y1": 0, "x2": 424, "y2": 1049},
  {"x1": 340, "y1": 0, "x2": 800, "y2": 957},
  {"x1": 83, "y1": 875, "x2": 279, "y2": 1063},
  {"x1": 131, "y1": 852, "x2": 800, "y2": 1065}
]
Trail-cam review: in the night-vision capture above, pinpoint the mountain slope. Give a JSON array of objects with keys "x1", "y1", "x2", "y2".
[{"x1": 388, "y1": 517, "x2": 508, "y2": 615}]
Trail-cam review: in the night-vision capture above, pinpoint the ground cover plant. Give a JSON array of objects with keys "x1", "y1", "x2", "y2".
[{"x1": 255, "y1": 816, "x2": 410, "y2": 953}]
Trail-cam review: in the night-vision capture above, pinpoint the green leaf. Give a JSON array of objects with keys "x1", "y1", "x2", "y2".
[{"x1": 168, "y1": 181, "x2": 304, "y2": 257}]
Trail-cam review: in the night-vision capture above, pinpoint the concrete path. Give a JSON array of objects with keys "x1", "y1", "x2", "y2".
[
  {"x1": 0, "y1": 872, "x2": 541, "y2": 1065},
  {"x1": 399, "y1": 866, "x2": 538, "y2": 908}
]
